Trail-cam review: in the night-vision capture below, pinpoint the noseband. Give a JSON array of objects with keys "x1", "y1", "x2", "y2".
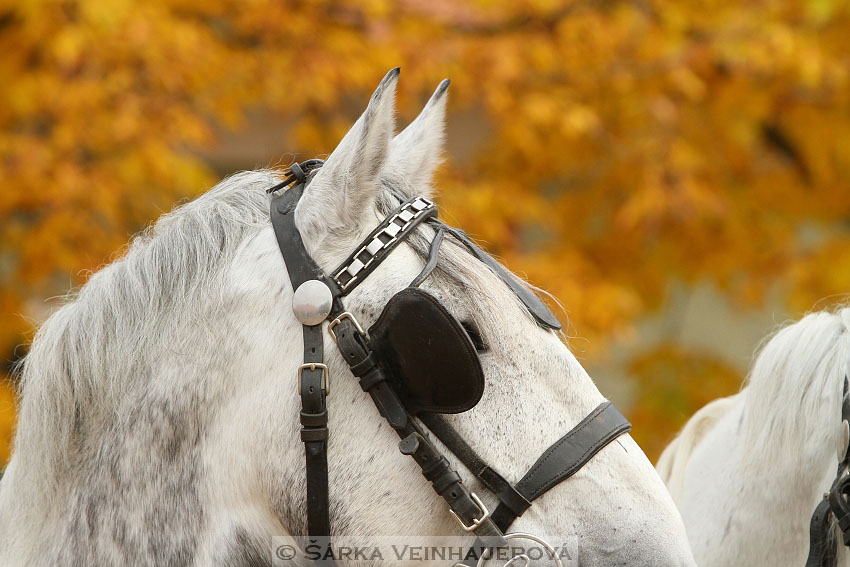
[{"x1": 268, "y1": 161, "x2": 631, "y2": 563}]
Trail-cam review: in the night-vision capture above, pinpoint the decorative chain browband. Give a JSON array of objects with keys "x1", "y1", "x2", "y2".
[
  {"x1": 266, "y1": 159, "x2": 437, "y2": 297},
  {"x1": 333, "y1": 196, "x2": 436, "y2": 292}
]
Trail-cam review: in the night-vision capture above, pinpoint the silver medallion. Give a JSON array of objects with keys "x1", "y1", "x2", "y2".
[{"x1": 292, "y1": 280, "x2": 333, "y2": 326}]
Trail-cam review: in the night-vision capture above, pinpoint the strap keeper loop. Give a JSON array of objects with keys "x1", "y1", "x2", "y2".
[
  {"x1": 359, "y1": 368, "x2": 387, "y2": 392},
  {"x1": 422, "y1": 456, "x2": 451, "y2": 481},
  {"x1": 300, "y1": 410, "x2": 328, "y2": 427},
  {"x1": 350, "y1": 352, "x2": 379, "y2": 377},
  {"x1": 432, "y1": 471, "x2": 462, "y2": 494},
  {"x1": 301, "y1": 428, "x2": 329, "y2": 442}
]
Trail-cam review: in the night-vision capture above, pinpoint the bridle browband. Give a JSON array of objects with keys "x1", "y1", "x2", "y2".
[
  {"x1": 268, "y1": 160, "x2": 631, "y2": 564},
  {"x1": 806, "y1": 377, "x2": 850, "y2": 567}
]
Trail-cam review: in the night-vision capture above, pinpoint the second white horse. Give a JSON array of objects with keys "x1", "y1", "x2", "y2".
[{"x1": 658, "y1": 308, "x2": 850, "y2": 566}]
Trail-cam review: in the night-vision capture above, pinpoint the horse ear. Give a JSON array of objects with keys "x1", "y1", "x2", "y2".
[
  {"x1": 296, "y1": 68, "x2": 399, "y2": 236},
  {"x1": 384, "y1": 79, "x2": 450, "y2": 198}
]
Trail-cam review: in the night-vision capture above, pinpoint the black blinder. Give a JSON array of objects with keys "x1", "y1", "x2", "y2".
[{"x1": 368, "y1": 287, "x2": 485, "y2": 414}]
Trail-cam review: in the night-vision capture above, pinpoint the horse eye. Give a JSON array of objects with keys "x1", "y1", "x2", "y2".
[{"x1": 461, "y1": 321, "x2": 488, "y2": 353}]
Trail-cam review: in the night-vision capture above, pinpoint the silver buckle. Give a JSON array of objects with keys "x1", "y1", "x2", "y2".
[
  {"x1": 297, "y1": 363, "x2": 329, "y2": 397},
  {"x1": 449, "y1": 492, "x2": 490, "y2": 532},
  {"x1": 328, "y1": 312, "x2": 365, "y2": 342}
]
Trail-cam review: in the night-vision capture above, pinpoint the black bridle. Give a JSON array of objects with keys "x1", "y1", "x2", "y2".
[
  {"x1": 268, "y1": 161, "x2": 631, "y2": 562},
  {"x1": 806, "y1": 378, "x2": 850, "y2": 567}
]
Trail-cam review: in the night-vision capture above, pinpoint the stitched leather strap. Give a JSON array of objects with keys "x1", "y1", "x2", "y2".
[
  {"x1": 299, "y1": 323, "x2": 330, "y2": 536},
  {"x1": 490, "y1": 401, "x2": 631, "y2": 530},
  {"x1": 806, "y1": 498, "x2": 839, "y2": 567},
  {"x1": 331, "y1": 196, "x2": 437, "y2": 295},
  {"x1": 419, "y1": 413, "x2": 531, "y2": 518},
  {"x1": 270, "y1": 177, "x2": 339, "y2": 541},
  {"x1": 333, "y1": 318, "x2": 507, "y2": 544}
]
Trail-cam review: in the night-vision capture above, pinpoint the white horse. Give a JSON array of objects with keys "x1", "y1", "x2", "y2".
[
  {"x1": 658, "y1": 308, "x2": 850, "y2": 566},
  {"x1": 0, "y1": 70, "x2": 695, "y2": 566}
]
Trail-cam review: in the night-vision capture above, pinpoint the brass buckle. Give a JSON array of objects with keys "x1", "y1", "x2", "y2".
[
  {"x1": 328, "y1": 312, "x2": 365, "y2": 342},
  {"x1": 449, "y1": 492, "x2": 490, "y2": 532},
  {"x1": 297, "y1": 363, "x2": 329, "y2": 397}
]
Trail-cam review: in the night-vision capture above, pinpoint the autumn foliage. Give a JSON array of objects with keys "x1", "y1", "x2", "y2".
[{"x1": 2, "y1": 0, "x2": 850, "y2": 464}]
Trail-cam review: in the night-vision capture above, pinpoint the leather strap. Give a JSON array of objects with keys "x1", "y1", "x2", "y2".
[
  {"x1": 332, "y1": 318, "x2": 507, "y2": 544},
  {"x1": 490, "y1": 401, "x2": 631, "y2": 530},
  {"x1": 409, "y1": 228, "x2": 445, "y2": 288},
  {"x1": 270, "y1": 181, "x2": 343, "y2": 306},
  {"x1": 806, "y1": 498, "x2": 839, "y2": 567},
  {"x1": 299, "y1": 324, "x2": 330, "y2": 536},
  {"x1": 438, "y1": 224, "x2": 561, "y2": 330},
  {"x1": 331, "y1": 196, "x2": 437, "y2": 295},
  {"x1": 419, "y1": 413, "x2": 531, "y2": 518},
  {"x1": 270, "y1": 172, "x2": 339, "y2": 540},
  {"x1": 449, "y1": 401, "x2": 631, "y2": 566}
]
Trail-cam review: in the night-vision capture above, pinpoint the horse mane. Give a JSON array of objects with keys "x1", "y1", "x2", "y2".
[
  {"x1": 12, "y1": 171, "x2": 277, "y2": 479},
  {"x1": 740, "y1": 306, "x2": 850, "y2": 466}
]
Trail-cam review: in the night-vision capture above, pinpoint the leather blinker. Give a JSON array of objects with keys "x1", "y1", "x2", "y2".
[{"x1": 368, "y1": 287, "x2": 485, "y2": 414}]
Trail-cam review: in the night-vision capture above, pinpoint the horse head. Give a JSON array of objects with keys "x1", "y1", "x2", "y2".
[{"x1": 0, "y1": 70, "x2": 695, "y2": 567}]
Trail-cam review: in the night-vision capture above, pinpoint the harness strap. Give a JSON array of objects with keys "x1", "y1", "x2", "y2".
[
  {"x1": 270, "y1": 180, "x2": 343, "y2": 304},
  {"x1": 332, "y1": 318, "x2": 507, "y2": 545},
  {"x1": 491, "y1": 401, "x2": 631, "y2": 530},
  {"x1": 299, "y1": 323, "x2": 331, "y2": 536},
  {"x1": 806, "y1": 498, "x2": 840, "y2": 567},
  {"x1": 419, "y1": 413, "x2": 531, "y2": 518},
  {"x1": 446, "y1": 402, "x2": 632, "y2": 567},
  {"x1": 270, "y1": 172, "x2": 341, "y2": 542},
  {"x1": 331, "y1": 196, "x2": 437, "y2": 295},
  {"x1": 830, "y1": 475, "x2": 850, "y2": 543},
  {"x1": 424, "y1": 402, "x2": 630, "y2": 532},
  {"x1": 409, "y1": 227, "x2": 444, "y2": 288},
  {"x1": 438, "y1": 224, "x2": 561, "y2": 330}
]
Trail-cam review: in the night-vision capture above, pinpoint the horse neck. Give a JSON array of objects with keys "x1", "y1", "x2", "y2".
[{"x1": 0, "y1": 230, "x2": 298, "y2": 557}]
